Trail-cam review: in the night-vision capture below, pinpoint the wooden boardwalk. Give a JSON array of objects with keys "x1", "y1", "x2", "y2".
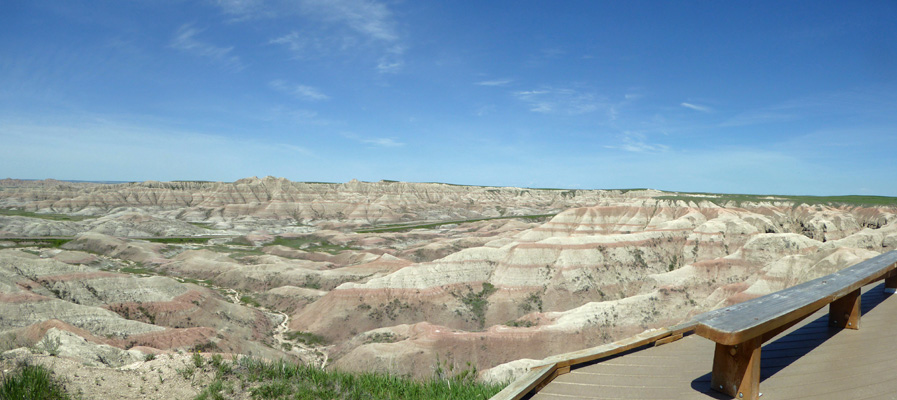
[{"x1": 530, "y1": 283, "x2": 897, "y2": 400}]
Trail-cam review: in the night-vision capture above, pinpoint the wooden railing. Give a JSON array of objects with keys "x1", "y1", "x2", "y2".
[
  {"x1": 489, "y1": 250, "x2": 897, "y2": 400},
  {"x1": 693, "y1": 250, "x2": 897, "y2": 399}
]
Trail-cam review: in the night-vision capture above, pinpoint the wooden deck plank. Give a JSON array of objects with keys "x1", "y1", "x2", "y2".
[
  {"x1": 489, "y1": 365, "x2": 556, "y2": 400},
  {"x1": 529, "y1": 282, "x2": 897, "y2": 400},
  {"x1": 532, "y1": 327, "x2": 681, "y2": 370}
]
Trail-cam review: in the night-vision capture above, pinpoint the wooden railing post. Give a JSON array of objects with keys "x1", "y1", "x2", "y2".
[
  {"x1": 711, "y1": 336, "x2": 761, "y2": 400},
  {"x1": 829, "y1": 289, "x2": 861, "y2": 330},
  {"x1": 885, "y1": 272, "x2": 897, "y2": 294}
]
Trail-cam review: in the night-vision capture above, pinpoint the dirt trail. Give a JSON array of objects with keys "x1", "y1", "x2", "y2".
[{"x1": 203, "y1": 282, "x2": 329, "y2": 367}]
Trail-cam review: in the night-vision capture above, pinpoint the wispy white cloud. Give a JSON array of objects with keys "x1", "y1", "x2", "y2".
[
  {"x1": 264, "y1": 106, "x2": 333, "y2": 126},
  {"x1": 376, "y1": 58, "x2": 403, "y2": 74},
  {"x1": 680, "y1": 102, "x2": 712, "y2": 113},
  {"x1": 215, "y1": 0, "x2": 267, "y2": 18},
  {"x1": 260, "y1": 105, "x2": 337, "y2": 126},
  {"x1": 719, "y1": 111, "x2": 795, "y2": 127},
  {"x1": 341, "y1": 132, "x2": 404, "y2": 147},
  {"x1": 474, "y1": 105, "x2": 495, "y2": 117},
  {"x1": 719, "y1": 88, "x2": 897, "y2": 128},
  {"x1": 299, "y1": 0, "x2": 398, "y2": 42},
  {"x1": 269, "y1": 79, "x2": 329, "y2": 101},
  {"x1": 170, "y1": 24, "x2": 244, "y2": 71},
  {"x1": 363, "y1": 137, "x2": 404, "y2": 147},
  {"x1": 605, "y1": 132, "x2": 669, "y2": 153},
  {"x1": 513, "y1": 88, "x2": 604, "y2": 115},
  {"x1": 238, "y1": 0, "x2": 404, "y2": 73},
  {"x1": 476, "y1": 79, "x2": 512, "y2": 87}
]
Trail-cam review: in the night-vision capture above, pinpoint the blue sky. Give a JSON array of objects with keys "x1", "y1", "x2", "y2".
[{"x1": 2, "y1": 1, "x2": 896, "y2": 195}]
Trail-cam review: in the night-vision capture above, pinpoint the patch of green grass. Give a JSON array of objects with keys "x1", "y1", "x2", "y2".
[
  {"x1": 193, "y1": 352, "x2": 205, "y2": 368},
  {"x1": 240, "y1": 295, "x2": 261, "y2": 308},
  {"x1": 120, "y1": 266, "x2": 163, "y2": 275},
  {"x1": 269, "y1": 236, "x2": 357, "y2": 255},
  {"x1": 504, "y1": 320, "x2": 535, "y2": 328},
  {"x1": 209, "y1": 357, "x2": 505, "y2": 400},
  {"x1": 1, "y1": 238, "x2": 73, "y2": 248},
  {"x1": 194, "y1": 379, "x2": 227, "y2": 400},
  {"x1": 206, "y1": 244, "x2": 266, "y2": 258},
  {"x1": 177, "y1": 277, "x2": 210, "y2": 286},
  {"x1": 284, "y1": 331, "x2": 327, "y2": 346},
  {"x1": 191, "y1": 341, "x2": 221, "y2": 353},
  {"x1": 0, "y1": 208, "x2": 93, "y2": 221},
  {"x1": 143, "y1": 237, "x2": 213, "y2": 244},
  {"x1": 364, "y1": 332, "x2": 399, "y2": 344},
  {"x1": 656, "y1": 193, "x2": 897, "y2": 207},
  {"x1": 0, "y1": 363, "x2": 71, "y2": 400},
  {"x1": 356, "y1": 214, "x2": 557, "y2": 233}
]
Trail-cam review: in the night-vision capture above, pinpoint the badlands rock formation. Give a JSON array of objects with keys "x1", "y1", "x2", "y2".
[
  {"x1": 2, "y1": 177, "x2": 896, "y2": 387},
  {"x1": 0, "y1": 177, "x2": 624, "y2": 236}
]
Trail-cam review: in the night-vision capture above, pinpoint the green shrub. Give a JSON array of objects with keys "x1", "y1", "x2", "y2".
[
  {"x1": 193, "y1": 352, "x2": 204, "y2": 368},
  {"x1": 239, "y1": 295, "x2": 261, "y2": 308},
  {"x1": 284, "y1": 331, "x2": 327, "y2": 346},
  {"x1": 0, "y1": 363, "x2": 70, "y2": 400}
]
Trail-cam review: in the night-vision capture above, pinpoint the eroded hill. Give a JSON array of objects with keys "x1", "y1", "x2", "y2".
[{"x1": 2, "y1": 177, "x2": 896, "y2": 396}]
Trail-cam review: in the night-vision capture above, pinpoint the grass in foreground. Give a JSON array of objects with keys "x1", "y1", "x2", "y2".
[
  {"x1": 0, "y1": 363, "x2": 70, "y2": 400},
  {"x1": 195, "y1": 356, "x2": 503, "y2": 400}
]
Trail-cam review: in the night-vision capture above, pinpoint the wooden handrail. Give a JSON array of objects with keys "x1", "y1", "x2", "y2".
[
  {"x1": 490, "y1": 251, "x2": 897, "y2": 400},
  {"x1": 694, "y1": 250, "x2": 897, "y2": 399}
]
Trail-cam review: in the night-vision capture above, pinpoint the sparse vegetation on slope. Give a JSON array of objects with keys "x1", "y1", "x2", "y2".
[
  {"x1": 284, "y1": 331, "x2": 327, "y2": 346},
  {"x1": 453, "y1": 283, "x2": 498, "y2": 330},
  {"x1": 0, "y1": 208, "x2": 93, "y2": 221},
  {"x1": 269, "y1": 236, "x2": 357, "y2": 254},
  {"x1": 0, "y1": 238, "x2": 73, "y2": 248},
  {"x1": 656, "y1": 193, "x2": 897, "y2": 207},
  {"x1": 356, "y1": 214, "x2": 556, "y2": 233},
  {"x1": 143, "y1": 237, "x2": 214, "y2": 244}
]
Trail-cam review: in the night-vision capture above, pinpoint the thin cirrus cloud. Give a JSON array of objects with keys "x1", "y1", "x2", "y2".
[
  {"x1": 513, "y1": 88, "x2": 603, "y2": 115},
  {"x1": 680, "y1": 102, "x2": 712, "y2": 113},
  {"x1": 341, "y1": 132, "x2": 404, "y2": 147},
  {"x1": 605, "y1": 132, "x2": 669, "y2": 153},
  {"x1": 268, "y1": 79, "x2": 330, "y2": 101},
  {"x1": 244, "y1": 0, "x2": 405, "y2": 73},
  {"x1": 170, "y1": 24, "x2": 244, "y2": 71},
  {"x1": 476, "y1": 79, "x2": 512, "y2": 86},
  {"x1": 363, "y1": 137, "x2": 404, "y2": 147},
  {"x1": 299, "y1": 0, "x2": 399, "y2": 42}
]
